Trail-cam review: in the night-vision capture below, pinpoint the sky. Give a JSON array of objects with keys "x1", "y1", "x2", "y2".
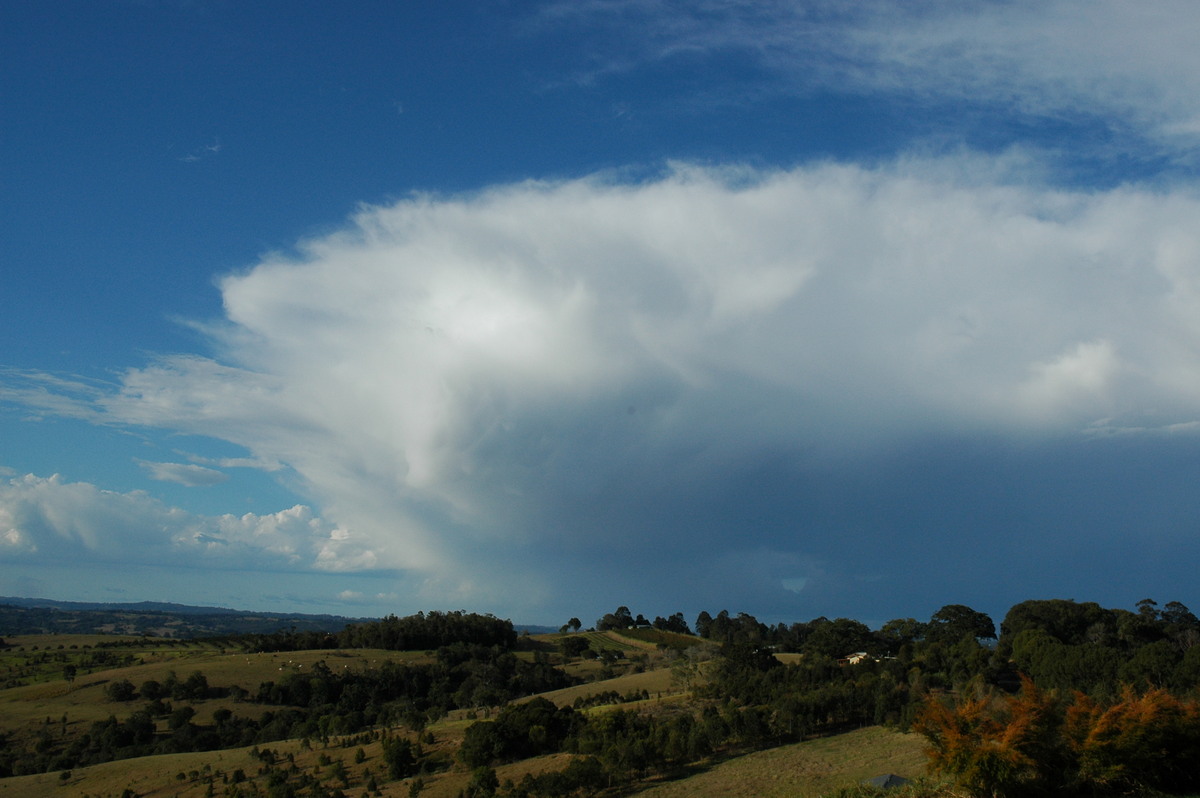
[{"x1": 4, "y1": 1, "x2": 1200, "y2": 629}]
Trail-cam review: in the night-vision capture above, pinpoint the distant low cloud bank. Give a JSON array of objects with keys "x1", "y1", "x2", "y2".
[{"x1": 0, "y1": 472, "x2": 366, "y2": 572}]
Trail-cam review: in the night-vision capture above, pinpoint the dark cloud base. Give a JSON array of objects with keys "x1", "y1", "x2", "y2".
[{"x1": 514, "y1": 431, "x2": 1200, "y2": 627}]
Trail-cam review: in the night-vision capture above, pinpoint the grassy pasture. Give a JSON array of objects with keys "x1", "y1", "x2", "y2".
[
  {"x1": 532, "y1": 629, "x2": 704, "y2": 658},
  {"x1": 0, "y1": 725, "x2": 928, "y2": 798},
  {"x1": 575, "y1": 630, "x2": 645, "y2": 652},
  {"x1": 609, "y1": 628, "x2": 704, "y2": 652},
  {"x1": 0, "y1": 704, "x2": 588, "y2": 798},
  {"x1": 528, "y1": 666, "x2": 683, "y2": 709},
  {"x1": 0, "y1": 636, "x2": 477, "y2": 797},
  {"x1": 0, "y1": 644, "x2": 433, "y2": 743},
  {"x1": 0, "y1": 724, "x2": 459, "y2": 797},
  {"x1": 3, "y1": 633, "x2": 149, "y2": 649},
  {"x1": 632, "y1": 726, "x2": 931, "y2": 797},
  {"x1": 5, "y1": 633, "x2": 931, "y2": 798}
]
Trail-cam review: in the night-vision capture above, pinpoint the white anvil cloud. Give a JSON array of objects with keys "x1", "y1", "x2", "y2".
[{"x1": 8, "y1": 156, "x2": 1200, "y2": 604}]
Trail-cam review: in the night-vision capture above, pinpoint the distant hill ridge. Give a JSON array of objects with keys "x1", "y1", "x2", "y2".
[
  {"x1": 0, "y1": 596, "x2": 369, "y2": 638},
  {"x1": 0, "y1": 597, "x2": 555, "y2": 638},
  {"x1": 0, "y1": 595, "x2": 350, "y2": 618}
]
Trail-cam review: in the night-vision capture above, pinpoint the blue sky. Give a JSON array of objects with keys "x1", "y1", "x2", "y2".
[{"x1": 4, "y1": 1, "x2": 1200, "y2": 628}]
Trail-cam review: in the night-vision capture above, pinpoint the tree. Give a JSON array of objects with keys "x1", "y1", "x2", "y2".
[
  {"x1": 1118, "y1": 639, "x2": 1179, "y2": 688},
  {"x1": 670, "y1": 643, "x2": 715, "y2": 691},
  {"x1": 168, "y1": 705, "x2": 196, "y2": 730},
  {"x1": 918, "y1": 677, "x2": 1200, "y2": 797},
  {"x1": 878, "y1": 618, "x2": 926, "y2": 648},
  {"x1": 463, "y1": 766, "x2": 498, "y2": 797},
  {"x1": 1162, "y1": 601, "x2": 1200, "y2": 650},
  {"x1": 559, "y1": 636, "x2": 591, "y2": 658},
  {"x1": 382, "y1": 736, "x2": 417, "y2": 779},
  {"x1": 1161, "y1": 600, "x2": 1196, "y2": 626},
  {"x1": 597, "y1": 606, "x2": 634, "y2": 631},
  {"x1": 105, "y1": 679, "x2": 137, "y2": 702},
  {"x1": 916, "y1": 677, "x2": 1063, "y2": 798},
  {"x1": 181, "y1": 670, "x2": 209, "y2": 701},
  {"x1": 1072, "y1": 688, "x2": 1200, "y2": 794},
  {"x1": 1000, "y1": 599, "x2": 1111, "y2": 646},
  {"x1": 803, "y1": 618, "x2": 874, "y2": 657},
  {"x1": 928, "y1": 604, "x2": 996, "y2": 644},
  {"x1": 653, "y1": 612, "x2": 692, "y2": 635},
  {"x1": 140, "y1": 679, "x2": 166, "y2": 700}
]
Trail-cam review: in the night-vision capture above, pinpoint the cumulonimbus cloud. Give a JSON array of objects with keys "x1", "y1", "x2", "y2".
[{"x1": 8, "y1": 156, "x2": 1199, "y2": 596}]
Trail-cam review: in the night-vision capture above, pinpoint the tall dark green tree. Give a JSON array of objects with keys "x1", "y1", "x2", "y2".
[{"x1": 927, "y1": 604, "x2": 996, "y2": 643}]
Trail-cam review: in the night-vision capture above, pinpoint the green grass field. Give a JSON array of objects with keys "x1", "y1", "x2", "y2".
[
  {"x1": 525, "y1": 666, "x2": 683, "y2": 708},
  {"x1": 632, "y1": 726, "x2": 931, "y2": 798},
  {"x1": 0, "y1": 632, "x2": 682, "y2": 797},
  {"x1": 0, "y1": 633, "x2": 939, "y2": 798},
  {"x1": 0, "y1": 645, "x2": 428, "y2": 733}
]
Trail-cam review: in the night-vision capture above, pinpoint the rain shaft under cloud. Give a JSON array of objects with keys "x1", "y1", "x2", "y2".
[{"x1": 8, "y1": 156, "x2": 1200, "y2": 620}]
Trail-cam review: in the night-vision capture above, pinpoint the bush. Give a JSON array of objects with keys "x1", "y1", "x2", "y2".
[
  {"x1": 105, "y1": 679, "x2": 137, "y2": 702},
  {"x1": 916, "y1": 679, "x2": 1200, "y2": 797}
]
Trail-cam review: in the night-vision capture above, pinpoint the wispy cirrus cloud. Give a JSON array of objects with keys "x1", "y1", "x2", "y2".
[
  {"x1": 536, "y1": 0, "x2": 1200, "y2": 153},
  {"x1": 0, "y1": 369, "x2": 111, "y2": 422},
  {"x1": 186, "y1": 454, "x2": 285, "y2": 472},
  {"x1": 137, "y1": 460, "x2": 230, "y2": 487}
]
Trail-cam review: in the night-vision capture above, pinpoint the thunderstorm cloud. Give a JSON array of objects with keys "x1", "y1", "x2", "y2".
[{"x1": 7, "y1": 157, "x2": 1200, "y2": 616}]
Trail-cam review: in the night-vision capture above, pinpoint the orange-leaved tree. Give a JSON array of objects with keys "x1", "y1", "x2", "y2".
[
  {"x1": 1070, "y1": 687, "x2": 1200, "y2": 794},
  {"x1": 915, "y1": 676, "x2": 1063, "y2": 798},
  {"x1": 918, "y1": 678, "x2": 1200, "y2": 796}
]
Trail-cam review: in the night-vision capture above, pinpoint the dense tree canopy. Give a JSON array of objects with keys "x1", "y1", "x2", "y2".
[{"x1": 927, "y1": 604, "x2": 997, "y2": 643}]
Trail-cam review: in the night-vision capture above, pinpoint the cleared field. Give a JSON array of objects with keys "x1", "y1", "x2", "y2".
[
  {"x1": 0, "y1": 647, "x2": 427, "y2": 732},
  {"x1": 1, "y1": 633, "x2": 926, "y2": 798},
  {"x1": 609, "y1": 628, "x2": 705, "y2": 651},
  {"x1": 0, "y1": 709, "x2": 587, "y2": 798},
  {"x1": 576, "y1": 630, "x2": 646, "y2": 652},
  {"x1": 0, "y1": 725, "x2": 926, "y2": 798},
  {"x1": 632, "y1": 726, "x2": 930, "y2": 798},
  {"x1": 3, "y1": 633, "x2": 151, "y2": 649},
  {"x1": 0, "y1": 727, "x2": 454, "y2": 797},
  {"x1": 529, "y1": 667, "x2": 683, "y2": 708},
  {"x1": 0, "y1": 743, "x2": 267, "y2": 797}
]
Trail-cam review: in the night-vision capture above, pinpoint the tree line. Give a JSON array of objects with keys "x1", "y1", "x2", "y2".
[
  {"x1": 5, "y1": 597, "x2": 1200, "y2": 795},
  {"x1": 455, "y1": 598, "x2": 1200, "y2": 797},
  {"x1": 0, "y1": 641, "x2": 572, "y2": 778},
  {"x1": 243, "y1": 610, "x2": 517, "y2": 653}
]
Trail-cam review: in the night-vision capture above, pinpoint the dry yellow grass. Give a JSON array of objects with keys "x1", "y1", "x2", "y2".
[
  {"x1": 632, "y1": 726, "x2": 929, "y2": 798},
  {"x1": 8, "y1": 634, "x2": 918, "y2": 798},
  {"x1": 0, "y1": 646, "x2": 430, "y2": 743},
  {"x1": 0, "y1": 716, "x2": 475, "y2": 797},
  {"x1": 527, "y1": 666, "x2": 683, "y2": 708},
  {"x1": 0, "y1": 744, "x2": 265, "y2": 797},
  {"x1": 3, "y1": 634, "x2": 149, "y2": 649}
]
